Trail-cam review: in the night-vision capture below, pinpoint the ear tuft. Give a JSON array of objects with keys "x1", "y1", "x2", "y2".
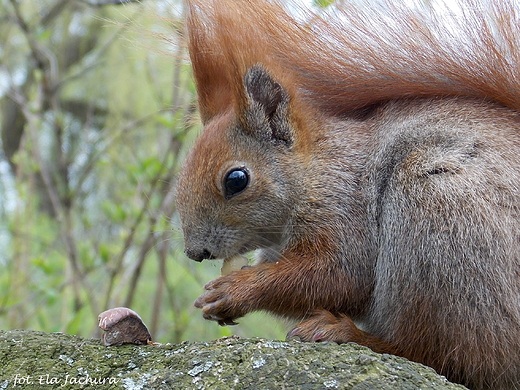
[
  {"x1": 243, "y1": 65, "x2": 293, "y2": 146},
  {"x1": 245, "y1": 65, "x2": 285, "y2": 118}
]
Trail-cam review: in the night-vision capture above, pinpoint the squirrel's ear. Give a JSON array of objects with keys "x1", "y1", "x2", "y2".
[{"x1": 242, "y1": 65, "x2": 293, "y2": 147}]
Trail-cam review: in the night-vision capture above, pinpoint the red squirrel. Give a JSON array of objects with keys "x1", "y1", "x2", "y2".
[{"x1": 175, "y1": 0, "x2": 520, "y2": 389}]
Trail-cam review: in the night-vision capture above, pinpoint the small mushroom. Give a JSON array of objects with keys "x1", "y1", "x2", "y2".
[{"x1": 98, "y1": 307, "x2": 152, "y2": 347}]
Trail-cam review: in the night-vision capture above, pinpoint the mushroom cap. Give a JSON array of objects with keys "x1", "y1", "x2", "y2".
[
  {"x1": 98, "y1": 307, "x2": 143, "y2": 330},
  {"x1": 98, "y1": 307, "x2": 152, "y2": 346}
]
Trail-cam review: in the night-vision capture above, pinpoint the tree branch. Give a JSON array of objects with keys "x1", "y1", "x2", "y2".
[
  {"x1": 40, "y1": 0, "x2": 72, "y2": 27},
  {"x1": 79, "y1": 0, "x2": 144, "y2": 6}
]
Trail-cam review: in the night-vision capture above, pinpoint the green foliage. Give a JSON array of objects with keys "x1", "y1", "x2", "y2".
[
  {"x1": 0, "y1": 0, "x2": 286, "y2": 344},
  {"x1": 313, "y1": 0, "x2": 336, "y2": 8}
]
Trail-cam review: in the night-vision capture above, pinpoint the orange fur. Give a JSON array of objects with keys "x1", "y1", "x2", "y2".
[{"x1": 187, "y1": 0, "x2": 520, "y2": 119}]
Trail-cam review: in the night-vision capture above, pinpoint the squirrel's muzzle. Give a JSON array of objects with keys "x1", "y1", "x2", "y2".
[{"x1": 184, "y1": 248, "x2": 216, "y2": 262}]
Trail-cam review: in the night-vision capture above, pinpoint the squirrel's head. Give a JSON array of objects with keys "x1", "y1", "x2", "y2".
[{"x1": 176, "y1": 65, "x2": 305, "y2": 262}]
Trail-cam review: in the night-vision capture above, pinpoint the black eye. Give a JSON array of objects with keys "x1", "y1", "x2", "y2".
[{"x1": 224, "y1": 168, "x2": 249, "y2": 197}]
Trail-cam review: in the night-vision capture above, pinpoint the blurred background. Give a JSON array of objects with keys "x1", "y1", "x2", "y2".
[{"x1": 0, "y1": 0, "x2": 308, "y2": 343}]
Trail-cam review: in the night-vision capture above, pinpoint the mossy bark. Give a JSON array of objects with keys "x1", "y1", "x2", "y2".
[{"x1": 0, "y1": 330, "x2": 467, "y2": 389}]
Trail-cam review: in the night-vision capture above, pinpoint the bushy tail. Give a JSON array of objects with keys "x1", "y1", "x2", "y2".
[{"x1": 187, "y1": 0, "x2": 520, "y2": 120}]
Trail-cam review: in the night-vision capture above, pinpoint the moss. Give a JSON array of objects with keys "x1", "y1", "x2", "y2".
[{"x1": 0, "y1": 330, "x2": 467, "y2": 389}]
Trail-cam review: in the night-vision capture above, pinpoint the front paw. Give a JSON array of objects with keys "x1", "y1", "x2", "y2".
[{"x1": 194, "y1": 274, "x2": 248, "y2": 326}]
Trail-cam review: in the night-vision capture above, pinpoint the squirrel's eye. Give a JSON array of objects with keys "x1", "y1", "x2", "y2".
[{"x1": 224, "y1": 168, "x2": 249, "y2": 197}]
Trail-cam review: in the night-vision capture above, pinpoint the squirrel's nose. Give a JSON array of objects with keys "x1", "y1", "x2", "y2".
[{"x1": 184, "y1": 248, "x2": 215, "y2": 262}]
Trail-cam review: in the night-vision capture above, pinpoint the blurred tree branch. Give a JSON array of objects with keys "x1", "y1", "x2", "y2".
[
  {"x1": 79, "y1": 0, "x2": 144, "y2": 6},
  {"x1": 1, "y1": 0, "x2": 156, "y2": 329}
]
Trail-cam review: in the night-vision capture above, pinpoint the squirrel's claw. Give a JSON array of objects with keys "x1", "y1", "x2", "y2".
[
  {"x1": 194, "y1": 275, "x2": 246, "y2": 325},
  {"x1": 200, "y1": 310, "x2": 238, "y2": 326},
  {"x1": 218, "y1": 318, "x2": 239, "y2": 326}
]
